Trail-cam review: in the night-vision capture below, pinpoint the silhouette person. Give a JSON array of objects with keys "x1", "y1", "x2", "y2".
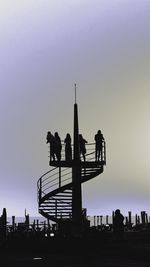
[
  {"x1": 113, "y1": 209, "x2": 124, "y2": 241},
  {"x1": 64, "y1": 133, "x2": 72, "y2": 161},
  {"x1": 46, "y1": 131, "x2": 56, "y2": 161},
  {"x1": 54, "y1": 132, "x2": 62, "y2": 161},
  {"x1": 79, "y1": 134, "x2": 88, "y2": 161},
  {"x1": 94, "y1": 130, "x2": 104, "y2": 161}
]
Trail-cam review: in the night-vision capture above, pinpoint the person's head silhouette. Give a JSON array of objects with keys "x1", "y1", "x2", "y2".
[{"x1": 115, "y1": 209, "x2": 120, "y2": 215}]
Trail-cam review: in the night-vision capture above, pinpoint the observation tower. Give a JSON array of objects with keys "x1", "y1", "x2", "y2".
[{"x1": 37, "y1": 88, "x2": 106, "y2": 234}]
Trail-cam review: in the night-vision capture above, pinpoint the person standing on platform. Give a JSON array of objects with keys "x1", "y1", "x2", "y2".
[
  {"x1": 79, "y1": 134, "x2": 88, "y2": 161},
  {"x1": 94, "y1": 130, "x2": 104, "y2": 161},
  {"x1": 54, "y1": 132, "x2": 62, "y2": 161},
  {"x1": 64, "y1": 133, "x2": 72, "y2": 161},
  {"x1": 46, "y1": 131, "x2": 56, "y2": 161}
]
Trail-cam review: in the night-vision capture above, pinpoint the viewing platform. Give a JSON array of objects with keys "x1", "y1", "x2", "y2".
[{"x1": 49, "y1": 142, "x2": 106, "y2": 168}]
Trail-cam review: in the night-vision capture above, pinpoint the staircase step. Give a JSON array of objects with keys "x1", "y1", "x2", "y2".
[{"x1": 40, "y1": 208, "x2": 72, "y2": 212}]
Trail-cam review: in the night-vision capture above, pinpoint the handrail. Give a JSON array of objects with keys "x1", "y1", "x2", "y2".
[
  {"x1": 38, "y1": 168, "x2": 72, "y2": 199},
  {"x1": 37, "y1": 168, "x2": 57, "y2": 189},
  {"x1": 48, "y1": 141, "x2": 106, "y2": 162}
]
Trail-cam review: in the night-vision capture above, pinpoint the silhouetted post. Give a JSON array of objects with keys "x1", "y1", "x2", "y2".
[
  {"x1": 128, "y1": 211, "x2": 132, "y2": 229},
  {"x1": 72, "y1": 99, "x2": 82, "y2": 232},
  {"x1": 33, "y1": 220, "x2": 35, "y2": 230},
  {"x1": 128, "y1": 211, "x2": 132, "y2": 225},
  {"x1": 112, "y1": 211, "x2": 114, "y2": 225},
  {"x1": 36, "y1": 219, "x2": 39, "y2": 230},
  {"x1": 0, "y1": 208, "x2": 7, "y2": 241},
  {"x1": 141, "y1": 211, "x2": 146, "y2": 224},
  {"x1": 47, "y1": 219, "x2": 51, "y2": 232},
  {"x1": 135, "y1": 214, "x2": 138, "y2": 225},
  {"x1": 2, "y1": 208, "x2": 7, "y2": 223},
  {"x1": 125, "y1": 216, "x2": 128, "y2": 225},
  {"x1": 12, "y1": 216, "x2": 15, "y2": 231},
  {"x1": 94, "y1": 216, "x2": 96, "y2": 227},
  {"x1": 97, "y1": 216, "x2": 99, "y2": 226},
  {"x1": 100, "y1": 215, "x2": 103, "y2": 225},
  {"x1": 3, "y1": 208, "x2": 7, "y2": 239},
  {"x1": 25, "y1": 214, "x2": 30, "y2": 230},
  {"x1": 106, "y1": 215, "x2": 109, "y2": 225}
]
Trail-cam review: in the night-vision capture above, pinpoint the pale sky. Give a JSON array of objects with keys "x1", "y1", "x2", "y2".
[{"x1": 0, "y1": 0, "x2": 150, "y2": 217}]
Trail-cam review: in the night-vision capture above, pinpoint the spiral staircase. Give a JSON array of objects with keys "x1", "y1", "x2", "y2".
[{"x1": 37, "y1": 142, "x2": 106, "y2": 224}]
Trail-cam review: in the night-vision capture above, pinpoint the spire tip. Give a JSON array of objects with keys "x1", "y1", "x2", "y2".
[{"x1": 74, "y1": 83, "x2": 77, "y2": 104}]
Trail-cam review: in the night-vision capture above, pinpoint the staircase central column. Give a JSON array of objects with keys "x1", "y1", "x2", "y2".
[{"x1": 72, "y1": 103, "x2": 82, "y2": 228}]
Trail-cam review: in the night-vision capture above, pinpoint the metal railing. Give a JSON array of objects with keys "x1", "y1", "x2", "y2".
[
  {"x1": 37, "y1": 167, "x2": 72, "y2": 200},
  {"x1": 38, "y1": 141, "x2": 106, "y2": 201},
  {"x1": 48, "y1": 141, "x2": 106, "y2": 162}
]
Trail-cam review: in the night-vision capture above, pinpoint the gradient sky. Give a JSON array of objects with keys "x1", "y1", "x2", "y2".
[{"x1": 1, "y1": 0, "x2": 150, "y2": 217}]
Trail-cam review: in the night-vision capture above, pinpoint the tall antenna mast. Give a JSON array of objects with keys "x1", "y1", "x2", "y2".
[
  {"x1": 74, "y1": 83, "x2": 77, "y2": 104},
  {"x1": 72, "y1": 82, "x2": 82, "y2": 228}
]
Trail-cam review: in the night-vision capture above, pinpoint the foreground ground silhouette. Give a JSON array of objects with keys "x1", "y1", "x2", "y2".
[{"x1": 1, "y1": 232, "x2": 150, "y2": 267}]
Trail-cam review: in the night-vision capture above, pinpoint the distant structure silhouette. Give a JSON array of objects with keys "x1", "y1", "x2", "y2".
[
  {"x1": 64, "y1": 133, "x2": 72, "y2": 160},
  {"x1": 113, "y1": 209, "x2": 124, "y2": 241},
  {"x1": 54, "y1": 132, "x2": 62, "y2": 161},
  {"x1": 79, "y1": 134, "x2": 88, "y2": 161},
  {"x1": 0, "y1": 208, "x2": 7, "y2": 242},
  {"x1": 95, "y1": 130, "x2": 104, "y2": 161}
]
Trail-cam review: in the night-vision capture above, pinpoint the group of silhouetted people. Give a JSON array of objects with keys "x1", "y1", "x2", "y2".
[
  {"x1": 46, "y1": 130, "x2": 104, "y2": 162},
  {"x1": 46, "y1": 132, "x2": 72, "y2": 161},
  {"x1": 46, "y1": 131, "x2": 62, "y2": 161}
]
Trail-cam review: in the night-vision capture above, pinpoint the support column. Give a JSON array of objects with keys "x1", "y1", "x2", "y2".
[{"x1": 72, "y1": 103, "x2": 82, "y2": 228}]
